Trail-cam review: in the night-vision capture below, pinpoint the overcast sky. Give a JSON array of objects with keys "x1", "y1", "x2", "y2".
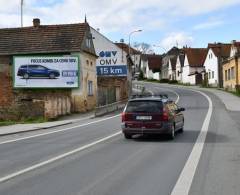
[{"x1": 0, "y1": 0, "x2": 239, "y2": 53}]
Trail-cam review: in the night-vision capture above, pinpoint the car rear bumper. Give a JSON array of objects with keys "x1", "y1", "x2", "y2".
[{"x1": 121, "y1": 122, "x2": 172, "y2": 135}]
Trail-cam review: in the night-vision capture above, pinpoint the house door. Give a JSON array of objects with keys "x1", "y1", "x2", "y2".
[{"x1": 196, "y1": 74, "x2": 203, "y2": 85}]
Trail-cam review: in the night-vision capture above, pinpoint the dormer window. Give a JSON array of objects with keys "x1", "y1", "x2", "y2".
[{"x1": 86, "y1": 39, "x2": 91, "y2": 48}]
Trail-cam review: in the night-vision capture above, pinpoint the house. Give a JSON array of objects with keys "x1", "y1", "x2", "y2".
[
  {"x1": 115, "y1": 42, "x2": 141, "y2": 72},
  {"x1": 140, "y1": 54, "x2": 148, "y2": 78},
  {"x1": 90, "y1": 28, "x2": 132, "y2": 105},
  {"x1": 140, "y1": 54, "x2": 162, "y2": 80},
  {"x1": 222, "y1": 41, "x2": 240, "y2": 91},
  {"x1": 161, "y1": 47, "x2": 181, "y2": 79},
  {"x1": 182, "y1": 48, "x2": 208, "y2": 85},
  {"x1": 175, "y1": 53, "x2": 185, "y2": 82},
  {"x1": 168, "y1": 56, "x2": 177, "y2": 80},
  {"x1": 203, "y1": 43, "x2": 231, "y2": 87},
  {"x1": 0, "y1": 18, "x2": 98, "y2": 120}
]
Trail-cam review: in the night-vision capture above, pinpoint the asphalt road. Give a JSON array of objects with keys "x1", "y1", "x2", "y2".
[{"x1": 0, "y1": 82, "x2": 239, "y2": 195}]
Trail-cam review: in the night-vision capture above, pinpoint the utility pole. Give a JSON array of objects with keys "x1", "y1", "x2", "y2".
[{"x1": 21, "y1": 0, "x2": 23, "y2": 27}]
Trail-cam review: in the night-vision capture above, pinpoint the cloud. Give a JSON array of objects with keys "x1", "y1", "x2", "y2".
[
  {"x1": 0, "y1": 0, "x2": 240, "y2": 33},
  {"x1": 160, "y1": 32, "x2": 194, "y2": 50},
  {"x1": 193, "y1": 17, "x2": 224, "y2": 30}
]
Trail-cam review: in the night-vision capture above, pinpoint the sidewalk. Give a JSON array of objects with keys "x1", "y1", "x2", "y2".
[
  {"x1": 138, "y1": 81, "x2": 240, "y2": 112},
  {"x1": 0, "y1": 111, "x2": 95, "y2": 136},
  {"x1": 177, "y1": 85, "x2": 240, "y2": 112}
]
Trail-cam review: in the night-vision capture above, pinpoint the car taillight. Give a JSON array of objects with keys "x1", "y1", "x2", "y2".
[
  {"x1": 162, "y1": 109, "x2": 169, "y2": 121},
  {"x1": 121, "y1": 112, "x2": 126, "y2": 122},
  {"x1": 121, "y1": 112, "x2": 132, "y2": 122}
]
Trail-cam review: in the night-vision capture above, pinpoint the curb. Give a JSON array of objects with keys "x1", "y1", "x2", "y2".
[{"x1": 0, "y1": 122, "x2": 73, "y2": 137}]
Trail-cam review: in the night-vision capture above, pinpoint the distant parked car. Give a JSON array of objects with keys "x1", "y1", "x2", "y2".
[
  {"x1": 17, "y1": 65, "x2": 60, "y2": 79},
  {"x1": 121, "y1": 95, "x2": 185, "y2": 139}
]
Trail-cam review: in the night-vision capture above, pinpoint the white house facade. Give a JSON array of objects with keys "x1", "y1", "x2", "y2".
[
  {"x1": 146, "y1": 63, "x2": 154, "y2": 79},
  {"x1": 182, "y1": 56, "x2": 204, "y2": 85},
  {"x1": 203, "y1": 49, "x2": 218, "y2": 86},
  {"x1": 176, "y1": 56, "x2": 182, "y2": 82},
  {"x1": 90, "y1": 27, "x2": 130, "y2": 104}
]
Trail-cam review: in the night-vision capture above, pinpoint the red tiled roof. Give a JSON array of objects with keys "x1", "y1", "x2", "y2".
[
  {"x1": 170, "y1": 56, "x2": 177, "y2": 70},
  {"x1": 184, "y1": 48, "x2": 208, "y2": 67},
  {"x1": 208, "y1": 43, "x2": 231, "y2": 59},
  {"x1": 0, "y1": 22, "x2": 95, "y2": 55},
  {"x1": 143, "y1": 54, "x2": 162, "y2": 72},
  {"x1": 115, "y1": 43, "x2": 142, "y2": 55}
]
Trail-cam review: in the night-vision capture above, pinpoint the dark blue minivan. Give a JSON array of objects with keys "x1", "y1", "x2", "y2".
[{"x1": 17, "y1": 65, "x2": 60, "y2": 79}]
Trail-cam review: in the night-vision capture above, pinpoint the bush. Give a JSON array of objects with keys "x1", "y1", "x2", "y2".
[
  {"x1": 236, "y1": 85, "x2": 240, "y2": 95},
  {"x1": 168, "y1": 80, "x2": 178, "y2": 84},
  {"x1": 159, "y1": 79, "x2": 169, "y2": 83},
  {"x1": 138, "y1": 70, "x2": 144, "y2": 80},
  {"x1": 146, "y1": 78, "x2": 158, "y2": 82}
]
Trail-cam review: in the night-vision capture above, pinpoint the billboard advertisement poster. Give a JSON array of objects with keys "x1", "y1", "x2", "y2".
[{"x1": 13, "y1": 56, "x2": 79, "y2": 88}]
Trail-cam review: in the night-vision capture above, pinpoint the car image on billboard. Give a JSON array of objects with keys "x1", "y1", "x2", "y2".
[{"x1": 17, "y1": 65, "x2": 60, "y2": 79}]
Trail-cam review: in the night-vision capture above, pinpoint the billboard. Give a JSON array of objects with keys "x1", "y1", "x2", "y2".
[
  {"x1": 13, "y1": 56, "x2": 79, "y2": 88},
  {"x1": 96, "y1": 51, "x2": 127, "y2": 76}
]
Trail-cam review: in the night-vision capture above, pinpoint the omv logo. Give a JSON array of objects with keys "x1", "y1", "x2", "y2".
[{"x1": 99, "y1": 51, "x2": 117, "y2": 58}]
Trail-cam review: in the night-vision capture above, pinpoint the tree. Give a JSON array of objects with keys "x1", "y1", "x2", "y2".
[{"x1": 133, "y1": 42, "x2": 154, "y2": 54}]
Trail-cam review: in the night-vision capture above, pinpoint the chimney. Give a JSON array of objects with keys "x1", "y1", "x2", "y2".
[{"x1": 33, "y1": 18, "x2": 40, "y2": 27}]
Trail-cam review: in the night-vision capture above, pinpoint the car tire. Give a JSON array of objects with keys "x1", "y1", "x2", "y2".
[
  {"x1": 169, "y1": 125, "x2": 175, "y2": 140},
  {"x1": 23, "y1": 73, "x2": 29, "y2": 79},
  {"x1": 124, "y1": 133, "x2": 132, "y2": 139},
  {"x1": 49, "y1": 73, "x2": 56, "y2": 79},
  {"x1": 179, "y1": 126, "x2": 184, "y2": 133},
  {"x1": 179, "y1": 120, "x2": 184, "y2": 133}
]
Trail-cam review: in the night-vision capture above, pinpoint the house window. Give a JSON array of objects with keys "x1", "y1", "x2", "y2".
[
  {"x1": 86, "y1": 60, "x2": 89, "y2": 65},
  {"x1": 177, "y1": 71, "x2": 180, "y2": 77},
  {"x1": 90, "y1": 61, "x2": 93, "y2": 66},
  {"x1": 88, "y1": 81, "x2": 93, "y2": 96},
  {"x1": 86, "y1": 39, "x2": 91, "y2": 48},
  {"x1": 212, "y1": 71, "x2": 214, "y2": 79},
  {"x1": 225, "y1": 70, "x2": 227, "y2": 81},
  {"x1": 231, "y1": 67, "x2": 235, "y2": 79},
  {"x1": 228, "y1": 69, "x2": 231, "y2": 80},
  {"x1": 208, "y1": 72, "x2": 211, "y2": 79}
]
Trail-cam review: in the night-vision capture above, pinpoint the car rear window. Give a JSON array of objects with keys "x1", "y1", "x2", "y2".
[{"x1": 126, "y1": 100, "x2": 163, "y2": 113}]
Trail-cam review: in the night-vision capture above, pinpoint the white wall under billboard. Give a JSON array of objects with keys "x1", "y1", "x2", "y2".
[{"x1": 13, "y1": 56, "x2": 79, "y2": 88}]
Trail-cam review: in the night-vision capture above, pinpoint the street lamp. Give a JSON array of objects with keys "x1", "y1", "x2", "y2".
[
  {"x1": 128, "y1": 29, "x2": 142, "y2": 96},
  {"x1": 128, "y1": 29, "x2": 142, "y2": 55},
  {"x1": 21, "y1": 0, "x2": 24, "y2": 27}
]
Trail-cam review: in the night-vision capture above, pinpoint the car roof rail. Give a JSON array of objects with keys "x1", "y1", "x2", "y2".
[{"x1": 130, "y1": 93, "x2": 169, "y2": 100}]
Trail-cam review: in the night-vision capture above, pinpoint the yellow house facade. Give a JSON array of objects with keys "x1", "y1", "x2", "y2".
[
  {"x1": 223, "y1": 56, "x2": 240, "y2": 91},
  {"x1": 223, "y1": 41, "x2": 240, "y2": 91}
]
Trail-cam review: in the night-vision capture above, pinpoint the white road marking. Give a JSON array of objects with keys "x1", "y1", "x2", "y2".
[
  {"x1": 0, "y1": 131, "x2": 121, "y2": 183},
  {"x1": 153, "y1": 86, "x2": 180, "y2": 103},
  {"x1": 0, "y1": 114, "x2": 121, "y2": 145},
  {"x1": 168, "y1": 89, "x2": 180, "y2": 103},
  {"x1": 171, "y1": 89, "x2": 213, "y2": 195},
  {"x1": 147, "y1": 89, "x2": 154, "y2": 96}
]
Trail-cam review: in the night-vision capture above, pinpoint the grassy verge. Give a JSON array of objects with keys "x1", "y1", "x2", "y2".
[{"x1": 0, "y1": 117, "x2": 48, "y2": 127}]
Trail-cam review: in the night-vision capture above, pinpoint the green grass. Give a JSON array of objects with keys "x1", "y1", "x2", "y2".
[
  {"x1": 0, "y1": 117, "x2": 48, "y2": 127},
  {"x1": 229, "y1": 91, "x2": 240, "y2": 97},
  {"x1": 0, "y1": 121, "x2": 17, "y2": 126}
]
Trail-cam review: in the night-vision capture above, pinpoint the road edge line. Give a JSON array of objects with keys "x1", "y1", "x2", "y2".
[
  {"x1": 171, "y1": 89, "x2": 213, "y2": 195},
  {"x1": 0, "y1": 114, "x2": 121, "y2": 145},
  {"x1": 0, "y1": 131, "x2": 121, "y2": 183}
]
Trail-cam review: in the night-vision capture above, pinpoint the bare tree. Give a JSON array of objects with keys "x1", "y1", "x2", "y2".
[{"x1": 133, "y1": 42, "x2": 154, "y2": 54}]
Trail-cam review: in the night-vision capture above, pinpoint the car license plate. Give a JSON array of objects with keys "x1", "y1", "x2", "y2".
[{"x1": 136, "y1": 116, "x2": 152, "y2": 120}]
